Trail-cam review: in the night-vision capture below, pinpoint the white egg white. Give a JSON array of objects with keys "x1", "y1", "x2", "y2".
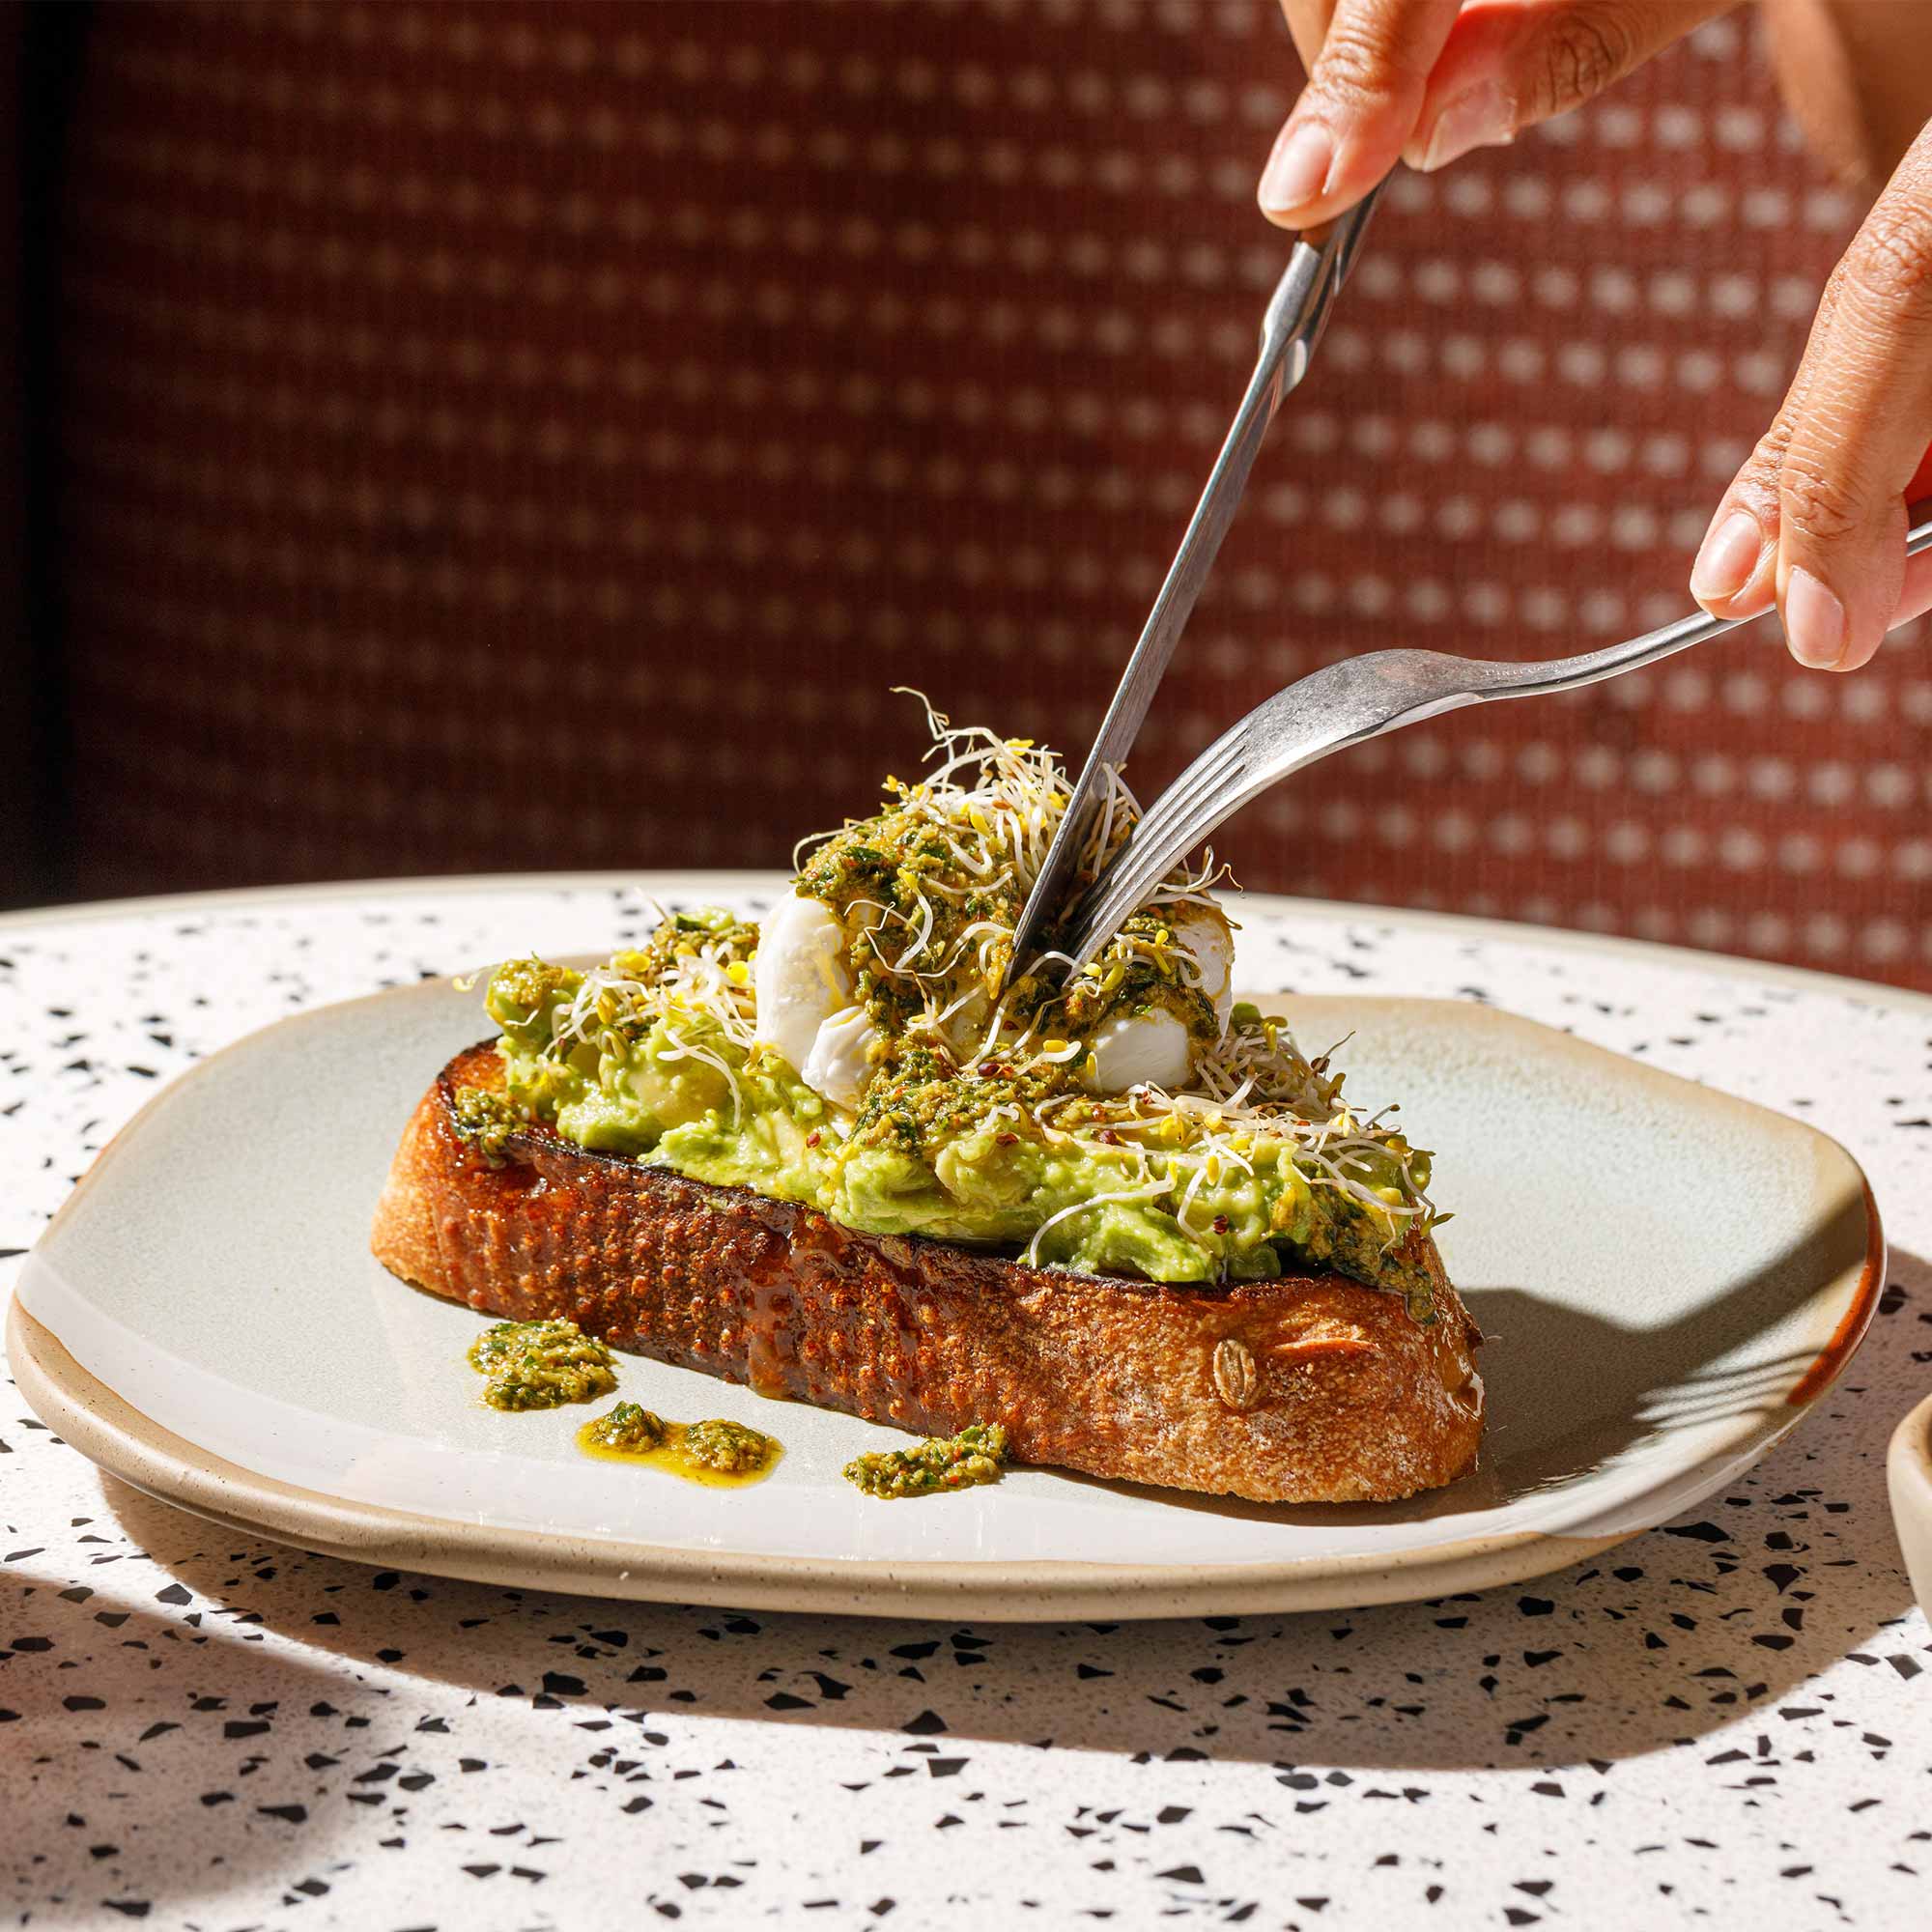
[
  {"x1": 802, "y1": 1004, "x2": 877, "y2": 1111},
  {"x1": 1085, "y1": 1009, "x2": 1192, "y2": 1093},
  {"x1": 753, "y1": 894, "x2": 852, "y2": 1083},
  {"x1": 1171, "y1": 902, "x2": 1235, "y2": 1031},
  {"x1": 1080, "y1": 902, "x2": 1236, "y2": 1095}
]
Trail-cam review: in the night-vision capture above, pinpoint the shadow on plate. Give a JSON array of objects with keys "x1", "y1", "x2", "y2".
[{"x1": 1074, "y1": 1184, "x2": 1874, "y2": 1527}]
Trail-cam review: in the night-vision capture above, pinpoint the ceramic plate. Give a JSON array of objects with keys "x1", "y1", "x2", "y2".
[{"x1": 12, "y1": 960, "x2": 1881, "y2": 1619}]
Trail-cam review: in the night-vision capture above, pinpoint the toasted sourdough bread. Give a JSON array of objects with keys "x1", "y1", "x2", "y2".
[{"x1": 372, "y1": 1043, "x2": 1485, "y2": 1503}]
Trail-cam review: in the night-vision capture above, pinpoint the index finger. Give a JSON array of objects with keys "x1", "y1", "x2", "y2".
[
  {"x1": 1259, "y1": 0, "x2": 1464, "y2": 228},
  {"x1": 1278, "y1": 0, "x2": 1337, "y2": 71}
]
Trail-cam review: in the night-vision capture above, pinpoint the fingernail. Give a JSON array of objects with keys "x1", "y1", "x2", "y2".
[
  {"x1": 1259, "y1": 120, "x2": 1333, "y2": 214},
  {"x1": 1783, "y1": 567, "x2": 1846, "y2": 668},
  {"x1": 1418, "y1": 80, "x2": 1515, "y2": 173},
  {"x1": 1690, "y1": 509, "x2": 1762, "y2": 605}
]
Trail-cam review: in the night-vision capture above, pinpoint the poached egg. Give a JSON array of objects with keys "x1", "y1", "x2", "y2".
[
  {"x1": 1080, "y1": 902, "x2": 1236, "y2": 1094},
  {"x1": 753, "y1": 890, "x2": 1236, "y2": 1111},
  {"x1": 752, "y1": 893, "x2": 878, "y2": 1111}
]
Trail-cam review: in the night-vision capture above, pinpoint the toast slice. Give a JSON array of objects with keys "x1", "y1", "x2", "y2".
[{"x1": 373, "y1": 1044, "x2": 1485, "y2": 1504}]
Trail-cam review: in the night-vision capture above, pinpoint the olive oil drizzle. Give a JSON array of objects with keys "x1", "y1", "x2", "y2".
[{"x1": 576, "y1": 1414, "x2": 781, "y2": 1488}]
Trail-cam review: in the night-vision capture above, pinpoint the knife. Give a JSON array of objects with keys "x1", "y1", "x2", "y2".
[{"x1": 1003, "y1": 184, "x2": 1384, "y2": 987}]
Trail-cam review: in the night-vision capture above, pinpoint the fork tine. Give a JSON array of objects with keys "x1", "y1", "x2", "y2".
[
  {"x1": 1055, "y1": 502, "x2": 1932, "y2": 984},
  {"x1": 1067, "y1": 824, "x2": 1211, "y2": 972},
  {"x1": 1118, "y1": 735, "x2": 1249, "y2": 862},
  {"x1": 1066, "y1": 752, "x2": 1266, "y2": 969},
  {"x1": 1023, "y1": 735, "x2": 1249, "y2": 976},
  {"x1": 1060, "y1": 659, "x2": 1380, "y2": 975},
  {"x1": 1010, "y1": 733, "x2": 1247, "y2": 977}
]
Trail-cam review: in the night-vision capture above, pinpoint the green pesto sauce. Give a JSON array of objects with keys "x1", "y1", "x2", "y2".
[
  {"x1": 792, "y1": 818, "x2": 1213, "y2": 1052},
  {"x1": 847, "y1": 1037, "x2": 1060, "y2": 1165},
  {"x1": 681, "y1": 1417, "x2": 778, "y2": 1474},
  {"x1": 582, "y1": 1401, "x2": 668, "y2": 1452},
  {"x1": 1057, "y1": 908, "x2": 1219, "y2": 1048},
  {"x1": 468, "y1": 1320, "x2": 617, "y2": 1411},
  {"x1": 844, "y1": 1422, "x2": 1009, "y2": 1498},
  {"x1": 794, "y1": 810, "x2": 1025, "y2": 1036},
  {"x1": 450, "y1": 1085, "x2": 525, "y2": 1166}
]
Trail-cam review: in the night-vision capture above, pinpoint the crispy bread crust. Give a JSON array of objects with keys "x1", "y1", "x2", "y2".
[{"x1": 372, "y1": 1044, "x2": 1484, "y2": 1503}]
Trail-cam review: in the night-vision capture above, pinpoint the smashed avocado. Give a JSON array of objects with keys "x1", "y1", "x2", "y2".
[{"x1": 483, "y1": 929, "x2": 1436, "y2": 1316}]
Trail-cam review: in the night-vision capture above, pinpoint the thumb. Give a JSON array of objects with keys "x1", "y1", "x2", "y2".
[{"x1": 1406, "y1": 1, "x2": 1741, "y2": 173}]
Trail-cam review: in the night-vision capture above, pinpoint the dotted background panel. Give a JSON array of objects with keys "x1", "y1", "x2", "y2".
[
  {"x1": 53, "y1": 0, "x2": 1932, "y2": 986},
  {"x1": 2, "y1": 14, "x2": 37, "y2": 897}
]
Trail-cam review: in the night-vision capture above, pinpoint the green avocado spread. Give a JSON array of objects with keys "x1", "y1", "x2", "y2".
[{"x1": 468, "y1": 711, "x2": 1442, "y2": 1319}]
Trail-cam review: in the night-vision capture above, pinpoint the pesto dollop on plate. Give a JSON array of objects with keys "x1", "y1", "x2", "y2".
[
  {"x1": 468, "y1": 1320, "x2": 617, "y2": 1412},
  {"x1": 844, "y1": 1423, "x2": 1009, "y2": 1499}
]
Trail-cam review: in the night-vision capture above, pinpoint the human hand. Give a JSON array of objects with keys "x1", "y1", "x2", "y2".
[
  {"x1": 1257, "y1": 0, "x2": 1739, "y2": 228},
  {"x1": 1261, "y1": 3, "x2": 1932, "y2": 673},
  {"x1": 1689, "y1": 124, "x2": 1932, "y2": 671}
]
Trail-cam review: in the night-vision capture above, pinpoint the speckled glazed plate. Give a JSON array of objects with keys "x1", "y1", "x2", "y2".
[{"x1": 12, "y1": 934, "x2": 1882, "y2": 1619}]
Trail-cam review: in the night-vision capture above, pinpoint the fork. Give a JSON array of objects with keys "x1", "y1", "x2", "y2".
[{"x1": 1055, "y1": 510, "x2": 1932, "y2": 980}]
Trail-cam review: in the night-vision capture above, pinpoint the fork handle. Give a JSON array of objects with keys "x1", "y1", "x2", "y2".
[
  {"x1": 1062, "y1": 504, "x2": 1932, "y2": 974},
  {"x1": 1460, "y1": 503, "x2": 1932, "y2": 700},
  {"x1": 1248, "y1": 497, "x2": 1932, "y2": 765}
]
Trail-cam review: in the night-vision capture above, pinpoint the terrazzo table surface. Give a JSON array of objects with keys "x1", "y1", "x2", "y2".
[{"x1": 2, "y1": 875, "x2": 1928, "y2": 1932}]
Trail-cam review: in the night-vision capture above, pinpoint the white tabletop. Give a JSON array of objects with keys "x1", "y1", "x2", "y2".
[{"x1": 3, "y1": 875, "x2": 1927, "y2": 1931}]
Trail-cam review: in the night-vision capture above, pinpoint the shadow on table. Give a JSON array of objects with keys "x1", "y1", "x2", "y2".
[
  {"x1": 0, "y1": 1594, "x2": 382, "y2": 1918},
  {"x1": 88, "y1": 1245, "x2": 1925, "y2": 1782}
]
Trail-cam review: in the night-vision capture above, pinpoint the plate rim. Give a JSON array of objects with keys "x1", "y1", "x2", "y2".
[
  {"x1": 13, "y1": 1298, "x2": 1628, "y2": 1620},
  {"x1": 3, "y1": 867, "x2": 1928, "y2": 1022},
  {"x1": 8, "y1": 977, "x2": 1888, "y2": 1619}
]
